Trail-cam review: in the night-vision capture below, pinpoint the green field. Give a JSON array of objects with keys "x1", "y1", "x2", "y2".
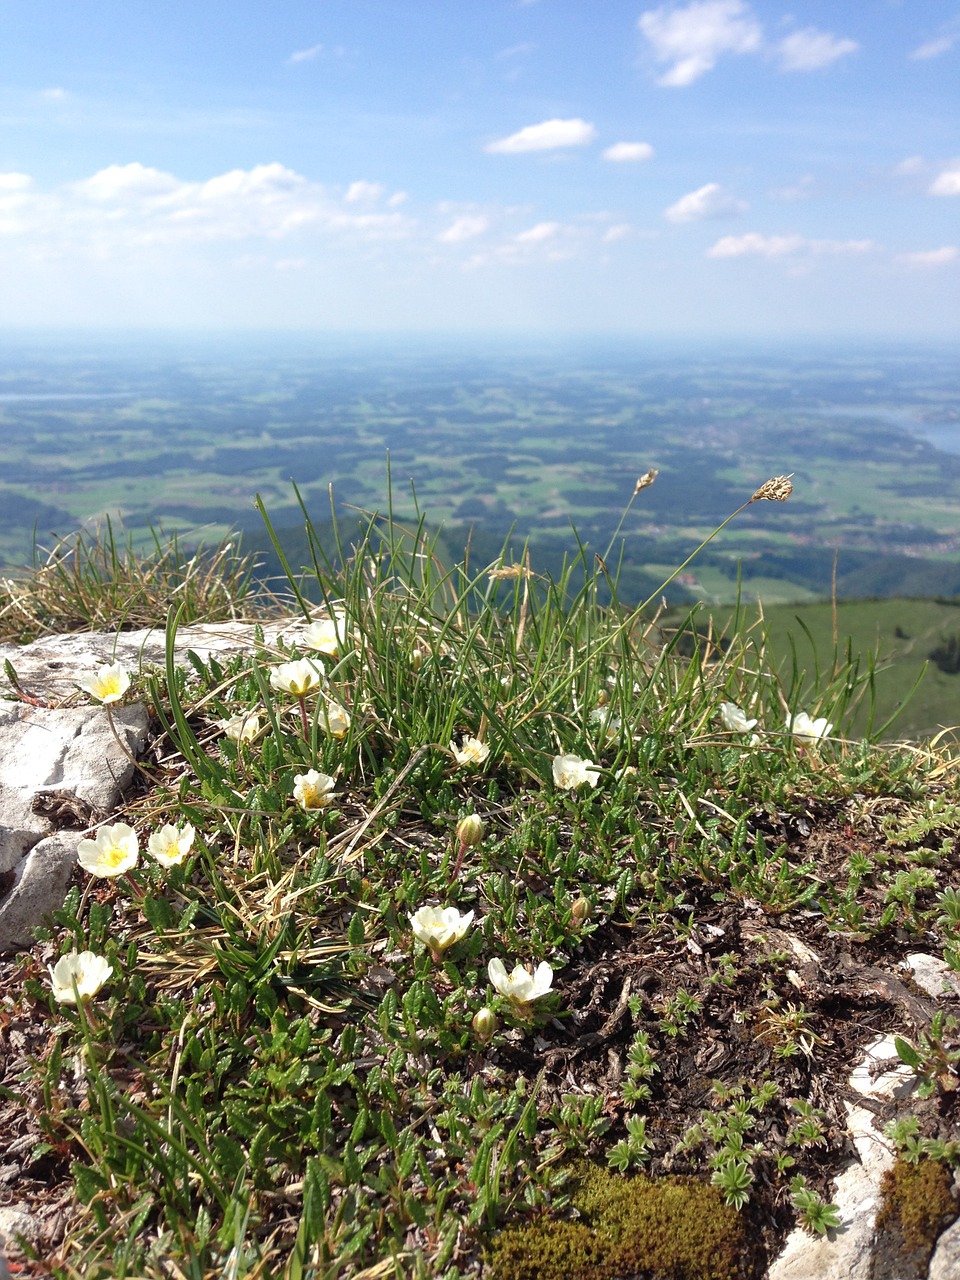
[
  {"x1": 1, "y1": 339, "x2": 959, "y2": 608},
  {"x1": 665, "y1": 596, "x2": 960, "y2": 744}
]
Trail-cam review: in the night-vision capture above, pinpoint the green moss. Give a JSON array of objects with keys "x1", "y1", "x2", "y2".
[
  {"x1": 489, "y1": 1163, "x2": 751, "y2": 1280},
  {"x1": 488, "y1": 1219, "x2": 610, "y2": 1280},
  {"x1": 875, "y1": 1158, "x2": 956, "y2": 1255}
]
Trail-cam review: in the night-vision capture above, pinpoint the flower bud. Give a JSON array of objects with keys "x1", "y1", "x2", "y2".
[
  {"x1": 570, "y1": 896, "x2": 592, "y2": 926},
  {"x1": 472, "y1": 1007, "x2": 497, "y2": 1044},
  {"x1": 456, "y1": 814, "x2": 484, "y2": 848},
  {"x1": 410, "y1": 647, "x2": 425, "y2": 672}
]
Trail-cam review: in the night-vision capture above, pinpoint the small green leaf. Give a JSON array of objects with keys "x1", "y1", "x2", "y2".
[
  {"x1": 894, "y1": 1036, "x2": 922, "y2": 1068},
  {"x1": 347, "y1": 912, "x2": 366, "y2": 947}
]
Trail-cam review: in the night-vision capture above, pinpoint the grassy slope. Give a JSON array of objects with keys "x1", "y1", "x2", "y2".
[
  {"x1": 709, "y1": 598, "x2": 960, "y2": 744},
  {"x1": 2, "y1": 512, "x2": 960, "y2": 1279}
]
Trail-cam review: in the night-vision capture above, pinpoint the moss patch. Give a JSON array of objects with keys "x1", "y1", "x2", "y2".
[
  {"x1": 489, "y1": 1163, "x2": 753, "y2": 1280},
  {"x1": 871, "y1": 1158, "x2": 957, "y2": 1280}
]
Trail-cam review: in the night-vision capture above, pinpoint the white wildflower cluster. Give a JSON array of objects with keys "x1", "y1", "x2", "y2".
[
  {"x1": 76, "y1": 820, "x2": 196, "y2": 877},
  {"x1": 407, "y1": 902, "x2": 555, "y2": 1020},
  {"x1": 718, "y1": 702, "x2": 833, "y2": 747}
]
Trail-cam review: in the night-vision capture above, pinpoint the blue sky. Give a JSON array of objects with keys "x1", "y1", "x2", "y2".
[{"x1": 0, "y1": 0, "x2": 957, "y2": 336}]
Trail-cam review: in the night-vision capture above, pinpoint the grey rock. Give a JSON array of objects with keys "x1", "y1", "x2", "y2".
[
  {"x1": 902, "y1": 952, "x2": 960, "y2": 1001},
  {"x1": 929, "y1": 1214, "x2": 960, "y2": 1280},
  {"x1": 0, "y1": 830, "x2": 88, "y2": 950},
  {"x1": 769, "y1": 1035, "x2": 915, "y2": 1280},
  {"x1": 0, "y1": 1202, "x2": 40, "y2": 1251},
  {"x1": 0, "y1": 616, "x2": 311, "y2": 704},
  {"x1": 0, "y1": 702, "x2": 148, "y2": 952},
  {"x1": 0, "y1": 618, "x2": 310, "y2": 951},
  {"x1": 0, "y1": 703, "x2": 149, "y2": 872}
]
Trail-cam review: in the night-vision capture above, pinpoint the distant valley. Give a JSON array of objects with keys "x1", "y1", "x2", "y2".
[{"x1": 1, "y1": 335, "x2": 958, "y2": 608}]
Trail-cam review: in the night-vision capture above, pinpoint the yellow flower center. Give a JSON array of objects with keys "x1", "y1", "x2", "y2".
[{"x1": 104, "y1": 844, "x2": 128, "y2": 868}]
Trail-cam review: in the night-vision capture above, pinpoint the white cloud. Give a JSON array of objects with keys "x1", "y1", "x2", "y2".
[
  {"x1": 0, "y1": 172, "x2": 34, "y2": 234},
  {"x1": 602, "y1": 141, "x2": 655, "y2": 163},
  {"x1": 895, "y1": 155, "x2": 925, "y2": 176},
  {"x1": 41, "y1": 87, "x2": 68, "y2": 101},
  {"x1": 708, "y1": 232, "x2": 874, "y2": 259},
  {"x1": 345, "y1": 180, "x2": 385, "y2": 203},
  {"x1": 768, "y1": 174, "x2": 814, "y2": 202},
  {"x1": 0, "y1": 173, "x2": 33, "y2": 194},
  {"x1": 495, "y1": 42, "x2": 536, "y2": 60},
  {"x1": 288, "y1": 43, "x2": 324, "y2": 64},
  {"x1": 464, "y1": 219, "x2": 582, "y2": 269},
  {"x1": 930, "y1": 165, "x2": 960, "y2": 196},
  {"x1": 485, "y1": 117, "x2": 597, "y2": 153},
  {"x1": 604, "y1": 224, "x2": 632, "y2": 242},
  {"x1": 775, "y1": 28, "x2": 858, "y2": 72},
  {"x1": 439, "y1": 214, "x2": 490, "y2": 244},
  {"x1": 664, "y1": 182, "x2": 747, "y2": 222},
  {"x1": 638, "y1": 0, "x2": 762, "y2": 87},
  {"x1": 910, "y1": 30, "x2": 959, "y2": 61},
  {"x1": 515, "y1": 221, "x2": 562, "y2": 243},
  {"x1": 910, "y1": 35, "x2": 956, "y2": 60},
  {"x1": 74, "y1": 162, "x2": 181, "y2": 202},
  {"x1": 274, "y1": 257, "x2": 308, "y2": 271},
  {"x1": 6, "y1": 162, "x2": 413, "y2": 252},
  {"x1": 898, "y1": 247, "x2": 958, "y2": 267}
]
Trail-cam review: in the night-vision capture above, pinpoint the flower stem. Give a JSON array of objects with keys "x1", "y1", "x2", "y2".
[{"x1": 449, "y1": 838, "x2": 468, "y2": 882}]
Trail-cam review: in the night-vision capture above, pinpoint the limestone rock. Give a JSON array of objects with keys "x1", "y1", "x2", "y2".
[
  {"x1": 0, "y1": 617, "x2": 312, "y2": 951},
  {"x1": 0, "y1": 702, "x2": 149, "y2": 951},
  {"x1": 768, "y1": 1035, "x2": 915, "y2": 1280},
  {"x1": 902, "y1": 952, "x2": 960, "y2": 1001},
  {"x1": 0, "y1": 616, "x2": 310, "y2": 704},
  {"x1": 929, "y1": 1213, "x2": 960, "y2": 1280},
  {"x1": 0, "y1": 831, "x2": 90, "y2": 951},
  {"x1": 0, "y1": 1202, "x2": 40, "y2": 1255}
]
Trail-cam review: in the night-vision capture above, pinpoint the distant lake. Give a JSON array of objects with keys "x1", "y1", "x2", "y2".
[{"x1": 814, "y1": 406, "x2": 960, "y2": 458}]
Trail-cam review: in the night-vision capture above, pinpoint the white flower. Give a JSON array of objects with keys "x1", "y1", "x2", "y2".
[
  {"x1": 77, "y1": 662, "x2": 130, "y2": 704},
  {"x1": 552, "y1": 753, "x2": 600, "y2": 790},
  {"x1": 76, "y1": 823, "x2": 139, "y2": 877},
  {"x1": 303, "y1": 611, "x2": 348, "y2": 658},
  {"x1": 48, "y1": 951, "x2": 113, "y2": 1004},
  {"x1": 269, "y1": 659, "x2": 323, "y2": 697},
  {"x1": 719, "y1": 702, "x2": 758, "y2": 735},
  {"x1": 219, "y1": 711, "x2": 262, "y2": 743},
  {"x1": 293, "y1": 769, "x2": 338, "y2": 810},
  {"x1": 450, "y1": 735, "x2": 490, "y2": 767},
  {"x1": 788, "y1": 711, "x2": 834, "y2": 744},
  {"x1": 589, "y1": 706, "x2": 621, "y2": 741},
  {"x1": 409, "y1": 905, "x2": 474, "y2": 955},
  {"x1": 147, "y1": 822, "x2": 195, "y2": 867},
  {"x1": 321, "y1": 699, "x2": 351, "y2": 738},
  {"x1": 487, "y1": 958, "x2": 554, "y2": 1007}
]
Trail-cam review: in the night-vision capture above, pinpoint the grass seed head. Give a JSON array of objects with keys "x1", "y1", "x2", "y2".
[{"x1": 751, "y1": 474, "x2": 794, "y2": 502}]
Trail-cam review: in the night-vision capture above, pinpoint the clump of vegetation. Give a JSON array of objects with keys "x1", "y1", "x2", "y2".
[
  {"x1": 873, "y1": 1159, "x2": 957, "y2": 1274},
  {"x1": 2, "y1": 474, "x2": 959, "y2": 1278},
  {"x1": 0, "y1": 518, "x2": 270, "y2": 643},
  {"x1": 490, "y1": 1163, "x2": 748, "y2": 1280}
]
